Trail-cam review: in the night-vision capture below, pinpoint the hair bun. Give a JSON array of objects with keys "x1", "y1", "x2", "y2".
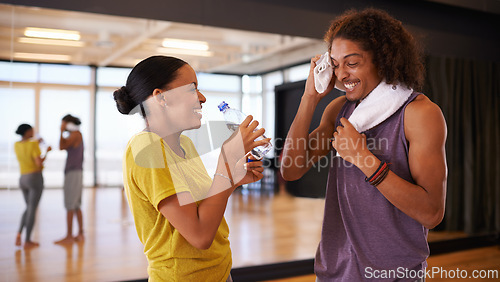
[
  {"x1": 113, "y1": 86, "x2": 137, "y2": 115},
  {"x1": 16, "y1": 124, "x2": 32, "y2": 136}
]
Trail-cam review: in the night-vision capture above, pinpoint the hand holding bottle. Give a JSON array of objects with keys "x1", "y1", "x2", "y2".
[
  {"x1": 36, "y1": 133, "x2": 51, "y2": 154},
  {"x1": 218, "y1": 101, "x2": 272, "y2": 160},
  {"x1": 222, "y1": 115, "x2": 269, "y2": 163},
  {"x1": 221, "y1": 115, "x2": 270, "y2": 185},
  {"x1": 232, "y1": 155, "x2": 265, "y2": 187}
]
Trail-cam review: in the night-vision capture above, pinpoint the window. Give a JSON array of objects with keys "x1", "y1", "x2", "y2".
[
  {"x1": 242, "y1": 75, "x2": 263, "y2": 131},
  {"x1": 95, "y1": 67, "x2": 141, "y2": 186},
  {"x1": 285, "y1": 63, "x2": 309, "y2": 83},
  {"x1": 261, "y1": 71, "x2": 283, "y2": 157},
  {"x1": 39, "y1": 64, "x2": 92, "y2": 85},
  {"x1": 0, "y1": 87, "x2": 35, "y2": 188},
  {"x1": 97, "y1": 67, "x2": 131, "y2": 87},
  {"x1": 95, "y1": 89, "x2": 144, "y2": 186},
  {"x1": 39, "y1": 88, "x2": 93, "y2": 187},
  {"x1": 197, "y1": 72, "x2": 241, "y2": 93},
  {"x1": 242, "y1": 75, "x2": 262, "y2": 94},
  {"x1": 0, "y1": 61, "x2": 38, "y2": 83}
]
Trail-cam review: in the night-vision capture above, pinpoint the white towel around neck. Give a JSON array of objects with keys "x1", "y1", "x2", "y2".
[{"x1": 347, "y1": 80, "x2": 413, "y2": 133}]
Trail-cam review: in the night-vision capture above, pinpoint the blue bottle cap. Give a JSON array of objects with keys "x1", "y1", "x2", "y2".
[{"x1": 218, "y1": 101, "x2": 229, "y2": 112}]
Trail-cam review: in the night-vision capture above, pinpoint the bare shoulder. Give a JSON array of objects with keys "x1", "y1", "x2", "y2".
[
  {"x1": 405, "y1": 95, "x2": 444, "y2": 123},
  {"x1": 405, "y1": 94, "x2": 447, "y2": 142},
  {"x1": 327, "y1": 95, "x2": 347, "y2": 111},
  {"x1": 69, "y1": 131, "x2": 83, "y2": 140},
  {"x1": 69, "y1": 131, "x2": 83, "y2": 146}
]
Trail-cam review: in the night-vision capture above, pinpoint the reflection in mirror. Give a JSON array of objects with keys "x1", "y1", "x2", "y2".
[{"x1": 2, "y1": 2, "x2": 492, "y2": 282}]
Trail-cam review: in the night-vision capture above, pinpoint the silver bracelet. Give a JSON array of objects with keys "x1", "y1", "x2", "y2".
[{"x1": 214, "y1": 173, "x2": 233, "y2": 185}]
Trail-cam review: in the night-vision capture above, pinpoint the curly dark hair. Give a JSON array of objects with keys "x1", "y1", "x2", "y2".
[
  {"x1": 62, "y1": 114, "x2": 81, "y2": 125},
  {"x1": 324, "y1": 8, "x2": 425, "y2": 90}
]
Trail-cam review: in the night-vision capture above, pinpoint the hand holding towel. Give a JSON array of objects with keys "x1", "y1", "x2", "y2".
[{"x1": 314, "y1": 52, "x2": 333, "y2": 94}]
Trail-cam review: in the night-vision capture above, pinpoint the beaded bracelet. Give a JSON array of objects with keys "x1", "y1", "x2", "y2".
[{"x1": 214, "y1": 173, "x2": 233, "y2": 185}]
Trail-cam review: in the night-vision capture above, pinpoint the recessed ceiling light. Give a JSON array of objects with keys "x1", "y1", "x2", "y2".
[
  {"x1": 156, "y1": 47, "x2": 213, "y2": 57},
  {"x1": 14, "y1": 52, "x2": 71, "y2": 62},
  {"x1": 162, "y1": 38, "x2": 209, "y2": 51},
  {"x1": 18, "y1": 37, "x2": 85, "y2": 47},
  {"x1": 24, "y1": 27, "x2": 81, "y2": 41}
]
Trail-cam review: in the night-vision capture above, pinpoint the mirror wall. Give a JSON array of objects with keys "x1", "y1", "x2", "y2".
[{"x1": 2, "y1": 2, "x2": 496, "y2": 281}]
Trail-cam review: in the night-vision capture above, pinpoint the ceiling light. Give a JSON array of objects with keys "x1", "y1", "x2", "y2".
[
  {"x1": 156, "y1": 47, "x2": 213, "y2": 57},
  {"x1": 18, "y1": 37, "x2": 85, "y2": 47},
  {"x1": 24, "y1": 27, "x2": 81, "y2": 41},
  {"x1": 162, "y1": 38, "x2": 209, "y2": 51},
  {"x1": 14, "y1": 52, "x2": 71, "y2": 62}
]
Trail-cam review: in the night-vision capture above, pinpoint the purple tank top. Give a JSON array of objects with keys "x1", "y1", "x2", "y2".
[
  {"x1": 315, "y1": 92, "x2": 429, "y2": 281},
  {"x1": 65, "y1": 140, "x2": 84, "y2": 173}
]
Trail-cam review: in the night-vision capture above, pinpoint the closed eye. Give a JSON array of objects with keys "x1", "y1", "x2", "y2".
[{"x1": 188, "y1": 83, "x2": 198, "y2": 93}]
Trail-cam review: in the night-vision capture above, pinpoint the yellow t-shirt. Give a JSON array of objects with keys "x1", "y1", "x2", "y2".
[
  {"x1": 123, "y1": 132, "x2": 231, "y2": 281},
  {"x1": 14, "y1": 140, "x2": 42, "y2": 175}
]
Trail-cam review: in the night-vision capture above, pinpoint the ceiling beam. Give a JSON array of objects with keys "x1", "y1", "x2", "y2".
[
  {"x1": 98, "y1": 20, "x2": 171, "y2": 67},
  {"x1": 207, "y1": 37, "x2": 320, "y2": 73}
]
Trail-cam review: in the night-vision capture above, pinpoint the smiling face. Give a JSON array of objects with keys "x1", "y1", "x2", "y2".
[
  {"x1": 155, "y1": 64, "x2": 206, "y2": 133},
  {"x1": 330, "y1": 38, "x2": 382, "y2": 102}
]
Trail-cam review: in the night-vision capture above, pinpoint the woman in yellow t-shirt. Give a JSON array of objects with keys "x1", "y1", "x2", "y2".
[
  {"x1": 14, "y1": 124, "x2": 51, "y2": 248},
  {"x1": 113, "y1": 55, "x2": 268, "y2": 281}
]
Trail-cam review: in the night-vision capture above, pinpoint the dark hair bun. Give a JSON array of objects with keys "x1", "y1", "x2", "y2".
[
  {"x1": 16, "y1": 124, "x2": 32, "y2": 136},
  {"x1": 113, "y1": 86, "x2": 137, "y2": 115}
]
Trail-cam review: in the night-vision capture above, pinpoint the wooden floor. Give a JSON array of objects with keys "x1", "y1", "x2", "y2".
[{"x1": 0, "y1": 187, "x2": 497, "y2": 281}]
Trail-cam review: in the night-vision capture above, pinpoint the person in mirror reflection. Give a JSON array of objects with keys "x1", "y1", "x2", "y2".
[
  {"x1": 54, "y1": 114, "x2": 85, "y2": 244},
  {"x1": 14, "y1": 124, "x2": 52, "y2": 249},
  {"x1": 281, "y1": 8, "x2": 447, "y2": 282},
  {"x1": 113, "y1": 55, "x2": 268, "y2": 282}
]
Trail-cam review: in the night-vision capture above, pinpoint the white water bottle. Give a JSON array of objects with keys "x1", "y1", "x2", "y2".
[
  {"x1": 218, "y1": 101, "x2": 272, "y2": 160},
  {"x1": 35, "y1": 133, "x2": 50, "y2": 152}
]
